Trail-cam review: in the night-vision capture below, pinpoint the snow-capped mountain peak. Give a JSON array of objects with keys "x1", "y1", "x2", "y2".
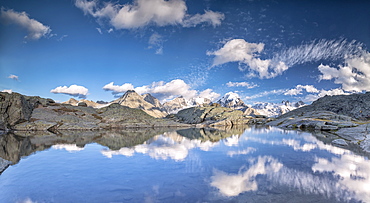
[{"x1": 217, "y1": 92, "x2": 246, "y2": 109}]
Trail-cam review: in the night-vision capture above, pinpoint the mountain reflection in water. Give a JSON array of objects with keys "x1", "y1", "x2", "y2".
[{"x1": 0, "y1": 126, "x2": 369, "y2": 203}]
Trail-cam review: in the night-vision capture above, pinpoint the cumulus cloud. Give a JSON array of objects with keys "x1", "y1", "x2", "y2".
[
  {"x1": 284, "y1": 85, "x2": 319, "y2": 96},
  {"x1": 318, "y1": 52, "x2": 370, "y2": 92},
  {"x1": 50, "y1": 84, "x2": 89, "y2": 99},
  {"x1": 75, "y1": 0, "x2": 224, "y2": 30},
  {"x1": 209, "y1": 38, "x2": 365, "y2": 79},
  {"x1": 226, "y1": 81, "x2": 258, "y2": 89},
  {"x1": 207, "y1": 39, "x2": 288, "y2": 79},
  {"x1": 0, "y1": 8, "x2": 51, "y2": 40},
  {"x1": 1, "y1": 89, "x2": 12, "y2": 94},
  {"x1": 304, "y1": 88, "x2": 349, "y2": 102},
  {"x1": 8, "y1": 74, "x2": 19, "y2": 81},
  {"x1": 103, "y1": 79, "x2": 219, "y2": 102}
]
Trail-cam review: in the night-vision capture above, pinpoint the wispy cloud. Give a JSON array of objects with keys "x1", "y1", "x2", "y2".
[
  {"x1": 103, "y1": 79, "x2": 220, "y2": 102},
  {"x1": 74, "y1": 0, "x2": 224, "y2": 30},
  {"x1": 226, "y1": 81, "x2": 258, "y2": 89},
  {"x1": 246, "y1": 89, "x2": 287, "y2": 100},
  {"x1": 208, "y1": 38, "x2": 365, "y2": 80},
  {"x1": 0, "y1": 8, "x2": 52, "y2": 40},
  {"x1": 272, "y1": 39, "x2": 364, "y2": 67},
  {"x1": 8, "y1": 74, "x2": 19, "y2": 81},
  {"x1": 50, "y1": 84, "x2": 89, "y2": 98},
  {"x1": 148, "y1": 33, "x2": 164, "y2": 54}
]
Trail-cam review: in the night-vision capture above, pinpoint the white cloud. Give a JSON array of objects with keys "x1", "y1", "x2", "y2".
[
  {"x1": 183, "y1": 10, "x2": 225, "y2": 27},
  {"x1": 75, "y1": 0, "x2": 224, "y2": 30},
  {"x1": 318, "y1": 52, "x2": 370, "y2": 92},
  {"x1": 52, "y1": 144, "x2": 85, "y2": 152},
  {"x1": 50, "y1": 84, "x2": 89, "y2": 98},
  {"x1": 0, "y1": 8, "x2": 51, "y2": 40},
  {"x1": 226, "y1": 81, "x2": 258, "y2": 89},
  {"x1": 148, "y1": 33, "x2": 163, "y2": 54},
  {"x1": 304, "y1": 88, "x2": 349, "y2": 102},
  {"x1": 96, "y1": 27, "x2": 102, "y2": 34},
  {"x1": 101, "y1": 132, "x2": 218, "y2": 161},
  {"x1": 207, "y1": 39, "x2": 288, "y2": 79},
  {"x1": 198, "y1": 89, "x2": 220, "y2": 101},
  {"x1": 209, "y1": 39, "x2": 365, "y2": 79},
  {"x1": 227, "y1": 147, "x2": 256, "y2": 157},
  {"x1": 1, "y1": 89, "x2": 12, "y2": 94},
  {"x1": 102, "y1": 82, "x2": 135, "y2": 94},
  {"x1": 210, "y1": 156, "x2": 283, "y2": 197},
  {"x1": 284, "y1": 85, "x2": 319, "y2": 96},
  {"x1": 272, "y1": 39, "x2": 364, "y2": 68},
  {"x1": 103, "y1": 79, "x2": 219, "y2": 102},
  {"x1": 8, "y1": 74, "x2": 19, "y2": 81}
]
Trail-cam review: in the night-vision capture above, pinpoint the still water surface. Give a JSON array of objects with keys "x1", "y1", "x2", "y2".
[{"x1": 0, "y1": 126, "x2": 369, "y2": 203}]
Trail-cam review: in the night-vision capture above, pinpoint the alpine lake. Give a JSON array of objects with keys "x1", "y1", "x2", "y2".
[{"x1": 0, "y1": 126, "x2": 369, "y2": 203}]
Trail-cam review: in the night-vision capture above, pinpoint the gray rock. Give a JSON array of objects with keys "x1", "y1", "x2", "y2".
[
  {"x1": 0, "y1": 157, "x2": 12, "y2": 174},
  {"x1": 332, "y1": 139, "x2": 348, "y2": 146},
  {"x1": 279, "y1": 92, "x2": 370, "y2": 120},
  {"x1": 321, "y1": 125, "x2": 338, "y2": 131},
  {"x1": 174, "y1": 106, "x2": 256, "y2": 126}
]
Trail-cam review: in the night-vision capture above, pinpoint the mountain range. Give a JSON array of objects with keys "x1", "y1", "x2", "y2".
[{"x1": 63, "y1": 90, "x2": 305, "y2": 118}]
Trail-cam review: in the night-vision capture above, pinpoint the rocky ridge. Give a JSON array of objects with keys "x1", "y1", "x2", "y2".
[
  {"x1": 112, "y1": 90, "x2": 168, "y2": 118},
  {"x1": 267, "y1": 92, "x2": 370, "y2": 152},
  {"x1": 171, "y1": 105, "x2": 271, "y2": 127},
  {"x1": 0, "y1": 92, "x2": 189, "y2": 132}
]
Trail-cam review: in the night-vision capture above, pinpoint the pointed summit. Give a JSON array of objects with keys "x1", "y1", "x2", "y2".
[
  {"x1": 113, "y1": 90, "x2": 167, "y2": 118},
  {"x1": 217, "y1": 92, "x2": 246, "y2": 109},
  {"x1": 143, "y1": 93, "x2": 162, "y2": 108}
]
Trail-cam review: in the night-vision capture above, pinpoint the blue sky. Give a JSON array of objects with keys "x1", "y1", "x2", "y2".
[{"x1": 1, "y1": 0, "x2": 370, "y2": 104}]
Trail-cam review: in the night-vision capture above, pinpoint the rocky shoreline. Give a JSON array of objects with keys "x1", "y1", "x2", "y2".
[
  {"x1": 2, "y1": 91, "x2": 370, "y2": 153},
  {"x1": 267, "y1": 92, "x2": 370, "y2": 153}
]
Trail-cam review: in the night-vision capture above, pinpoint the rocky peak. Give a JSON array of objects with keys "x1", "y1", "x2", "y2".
[
  {"x1": 63, "y1": 98, "x2": 79, "y2": 106},
  {"x1": 143, "y1": 93, "x2": 162, "y2": 108},
  {"x1": 163, "y1": 96, "x2": 188, "y2": 114},
  {"x1": 112, "y1": 90, "x2": 167, "y2": 118},
  {"x1": 217, "y1": 92, "x2": 246, "y2": 109}
]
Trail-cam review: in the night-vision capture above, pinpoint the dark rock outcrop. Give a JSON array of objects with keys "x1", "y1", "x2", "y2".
[{"x1": 0, "y1": 92, "x2": 54, "y2": 130}]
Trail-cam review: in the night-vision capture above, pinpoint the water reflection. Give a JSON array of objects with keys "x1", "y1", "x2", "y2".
[
  {"x1": 0, "y1": 126, "x2": 369, "y2": 202},
  {"x1": 211, "y1": 156, "x2": 283, "y2": 197}
]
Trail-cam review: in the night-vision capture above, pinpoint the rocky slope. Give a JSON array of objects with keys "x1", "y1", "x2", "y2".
[
  {"x1": 171, "y1": 106, "x2": 270, "y2": 127},
  {"x1": 0, "y1": 92, "x2": 189, "y2": 132},
  {"x1": 267, "y1": 92, "x2": 370, "y2": 152},
  {"x1": 63, "y1": 98, "x2": 106, "y2": 108},
  {"x1": 112, "y1": 90, "x2": 167, "y2": 118}
]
